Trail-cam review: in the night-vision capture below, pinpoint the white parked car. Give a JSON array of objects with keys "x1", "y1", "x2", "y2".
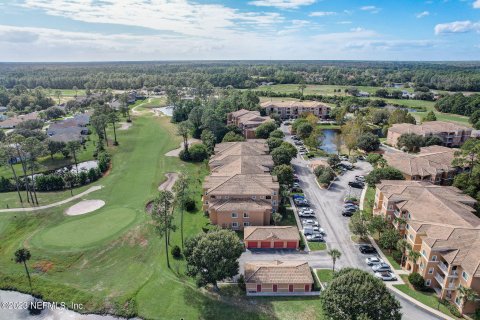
[
  {"x1": 374, "y1": 271, "x2": 397, "y2": 281},
  {"x1": 299, "y1": 208, "x2": 314, "y2": 214},
  {"x1": 302, "y1": 219, "x2": 318, "y2": 226},
  {"x1": 372, "y1": 263, "x2": 391, "y2": 272},
  {"x1": 306, "y1": 234, "x2": 324, "y2": 242},
  {"x1": 365, "y1": 256, "x2": 384, "y2": 266}
]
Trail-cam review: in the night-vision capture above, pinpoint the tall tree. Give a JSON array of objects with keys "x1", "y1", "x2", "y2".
[
  {"x1": 184, "y1": 229, "x2": 243, "y2": 290},
  {"x1": 458, "y1": 285, "x2": 479, "y2": 312},
  {"x1": 396, "y1": 239, "x2": 412, "y2": 267},
  {"x1": 327, "y1": 248, "x2": 342, "y2": 272},
  {"x1": 152, "y1": 190, "x2": 176, "y2": 268},
  {"x1": 14, "y1": 248, "x2": 32, "y2": 291},
  {"x1": 108, "y1": 110, "x2": 119, "y2": 145},
  {"x1": 408, "y1": 250, "x2": 421, "y2": 272},
  {"x1": 173, "y1": 173, "x2": 188, "y2": 250},
  {"x1": 66, "y1": 141, "x2": 81, "y2": 174},
  {"x1": 54, "y1": 90, "x2": 62, "y2": 105},
  {"x1": 8, "y1": 134, "x2": 34, "y2": 203},
  {"x1": 0, "y1": 145, "x2": 23, "y2": 204},
  {"x1": 72, "y1": 86, "x2": 78, "y2": 97},
  {"x1": 177, "y1": 121, "x2": 191, "y2": 153},
  {"x1": 23, "y1": 137, "x2": 45, "y2": 205}
]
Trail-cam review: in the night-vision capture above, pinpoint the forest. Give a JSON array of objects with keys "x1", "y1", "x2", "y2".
[{"x1": 1, "y1": 61, "x2": 480, "y2": 91}]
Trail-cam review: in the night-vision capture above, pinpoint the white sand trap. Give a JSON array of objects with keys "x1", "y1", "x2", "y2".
[
  {"x1": 65, "y1": 200, "x2": 105, "y2": 216},
  {"x1": 165, "y1": 138, "x2": 201, "y2": 157}
]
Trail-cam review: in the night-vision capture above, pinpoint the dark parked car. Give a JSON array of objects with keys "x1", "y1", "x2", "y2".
[
  {"x1": 342, "y1": 210, "x2": 355, "y2": 217},
  {"x1": 359, "y1": 245, "x2": 377, "y2": 254},
  {"x1": 348, "y1": 181, "x2": 364, "y2": 189}
]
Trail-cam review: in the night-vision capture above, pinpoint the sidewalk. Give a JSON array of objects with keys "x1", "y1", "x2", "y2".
[{"x1": 0, "y1": 185, "x2": 103, "y2": 213}]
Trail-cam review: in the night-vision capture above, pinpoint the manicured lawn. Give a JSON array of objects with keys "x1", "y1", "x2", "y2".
[
  {"x1": 394, "y1": 275, "x2": 462, "y2": 319},
  {"x1": 256, "y1": 84, "x2": 415, "y2": 96},
  {"x1": 316, "y1": 269, "x2": 333, "y2": 283},
  {"x1": 308, "y1": 242, "x2": 327, "y2": 251},
  {"x1": 383, "y1": 252, "x2": 402, "y2": 270},
  {"x1": 0, "y1": 114, "x2": 325, "y2": 320},
  {"x1": 278, "y1": 207, "x2": 297, "y2": 226},
  {"x1": 363, "y1": 186, "x2": 376, "y2": 214}
]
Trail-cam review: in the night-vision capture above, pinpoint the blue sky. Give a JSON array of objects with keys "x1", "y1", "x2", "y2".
[{"x1": 0, "y1": 0, "x2": 479, "y2": 61}]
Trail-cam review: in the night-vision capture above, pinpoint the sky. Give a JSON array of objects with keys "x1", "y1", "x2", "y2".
[{"x1": 0, "y1": 0, "x2": 479, "y2": 62}]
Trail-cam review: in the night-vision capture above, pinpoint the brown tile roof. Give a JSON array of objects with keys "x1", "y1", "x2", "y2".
[
  {"x1": 260, "y1": 100, "x2": 330, "y2": 109},
  {"x1": 377, "y1": 180, "x2": 479, "y2": 228},
  {"x1": 0, "y1": 112, "x2": 39, "y2": 128},
  {"x1": 388, "y1": 121, "x2": 471, "y2": 135},
  {"x1": 244, "y1": 226, "x2": 300, "y2": 241},
  {"x1": 245, "y1": 260, "x2": 313, "y2": 284},
  {"x1": 204, "y1": 174, "x2": 279, "y2": 195},
  {"x1": 212, "y1": 141, "x2": 269, "y2": 160},
  {"x1": 384, "y1": 146, "x2": 460, "y2": 177},
  {"x1": 209, "y1": 199, "x2": 272, "y2": 212},
  {"x1": 210, "y1": 156, "x2": 273, "y2": 175}
]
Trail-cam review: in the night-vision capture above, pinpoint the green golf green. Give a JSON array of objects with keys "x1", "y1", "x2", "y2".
[{"x1": 34, "y1": 208, "x2": 137, "y2": 249}]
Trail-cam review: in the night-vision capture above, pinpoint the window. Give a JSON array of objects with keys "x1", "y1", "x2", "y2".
[
  {"x1": 425, "y1": 279, "x2": 431, "y2": 286},
  {"x1": 273, "y1": 191, "x2": 276, "y2": 195},
  {"x1": 455, "y1": 296, "x2": 461, "y2": 306},
  {"x1": 422, "y1": 250, "x2": 426, "y2": 257},
  {"x1": 251, "y1": 196, "x2": 256, "y2": 200},
  {"x1": 431, "y1": 255, "x2": 437, "y2": 262},
  {"x1": 232, "y1": 222, "x2": 238, "y2": 228},
  {"x1": 210, "y1": 195, "x2": 216, "y2": 199},
  {"x1": 428, "y1": 268, "x2": 434, "y2": 274},
  {"x1": 388, "y1": 205, "x2": 393, "y2": 210},
  {"x1": 462, "y1": 271, "x2": 469, "y2": 281},
  {"x1": 231, "y1": 213, "x2": 238, "y2": 218},
  {"x1": 408, "y1": 213, "x2": 411, "y2": 219},
  {"x1": 225, "y1": 196, "x2": 229, "y2": 199},
  {"x1": 420, "y1": 262, "x2": 424, "y2": 270},
  {"x1": 409, "y1": 234, "x2": 413, "y2": 240},
  {"x1": 243, "y1": 222, "x2": 250, "y2": 227},
  {"x1": 266, "y1": 195, "x2": 271, "y2": 199},
  {"x1": 273, "y1": 200, "x2": 277, "y2": 205},
  {"x1": 406, "y1": 224, "x2": 410, "y2": 230}
]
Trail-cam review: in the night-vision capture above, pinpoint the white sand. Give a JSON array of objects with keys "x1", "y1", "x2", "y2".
[{"x1": 65, "y1": 200, "x2": 105, "y2": 216}]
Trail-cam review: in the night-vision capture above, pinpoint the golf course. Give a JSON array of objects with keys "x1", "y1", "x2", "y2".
[{"x1": 0, "y1": 111, "x2": 323, "y2": 319}]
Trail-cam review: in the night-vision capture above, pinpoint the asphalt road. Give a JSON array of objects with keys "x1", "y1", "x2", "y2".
[{"x1": 282, "y1": 124, "x2": 442, "y2": 320}]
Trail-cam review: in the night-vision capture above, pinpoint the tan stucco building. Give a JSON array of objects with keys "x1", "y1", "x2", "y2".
[
  {"x1": 244, "y1": 226, "x2": 300, "y2": 249},
  {"x1": 261, "y1": 100, "x2": 330, "y2": 120},
  {"x1": 227, "y1": 109, "x2": 273, "y2": 139},
  {"x1": 386, "y1": 121, "x2": 472, "y2": 148},
  {"x1": 373, "y1": 180, "x2": 480, "y2": 313}
]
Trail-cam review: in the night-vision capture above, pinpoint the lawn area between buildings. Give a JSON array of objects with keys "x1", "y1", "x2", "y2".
[
  {"x1": 308, "y1": 242, "x2": 327, "y2": 251},
  {"x1": 394, "y1": 275, "x2": 462, "y2": 320},
  {"x1": 316, "y1": 269, "x2": 333, "y2": 284},
  {"x1": 0, "y1": 114, "x2": 327, "y2": 320}
]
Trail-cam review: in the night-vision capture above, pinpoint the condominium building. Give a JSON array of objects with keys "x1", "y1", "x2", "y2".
[
  {"x1": 386, "y1": 121, "x2": 472, "y2": 148},
  {"x1": 203, "y1": 141, "x2": 280, "y2": 230},
  {"x1": 227, "y1": 109, "x2": 273, "y2": 139},
  {"x1": 260, "y1": 100, "x2": 330, "y2": 120},
  {"x1": 373, "y1": 180, "x2": 480, "y2": 313},
  {"x1": 383, "y1": 146, "x2": 467, "y2": 185}
]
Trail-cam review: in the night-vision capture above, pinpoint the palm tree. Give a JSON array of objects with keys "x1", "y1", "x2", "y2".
[
  {"x1": 0, "y1": 145, "x2": 23, "y2": 204},
  {"x1": 328, "y1": 248, "x2": 342, "y2": 272},
  {"x1": 458, "y1": 285, "x2": 479, "y2": 312},
  {"x1": 396, "y1": 239, "x2": 411, "y2": 267},
  {"x1": 407, "y1": 250, "x2": 421, "y2": 272},
  {"x1": 66, "y1": 141, "x2": 81, "y2": 174},
  {"x1": 152, "y1": 191, "x2": 176, "y2": 269},
  {"x1": 176, "y1": 121, "x2": 191, "y2": 153},
  {"x1": 272, "y1": 212, "x2": 282, "y2": 225},
  {"x1": 298, "y1": 83, "x2": 307, "y2": 97},
  {"x1": 14, "y1": 248, "x2": 32, "y2": 290},
  {"x1": 108, "y1": 110, "x2": 119, "y2": 146},
  {"x1": 173, "y1": 173, "x2": 188, "y2": 250},
  {"x1": 72, "y1": 86, "x2": 78, "y2": 98},
  {"x1": 55, "y1": 90, "x2": 62, "y2": 105}
]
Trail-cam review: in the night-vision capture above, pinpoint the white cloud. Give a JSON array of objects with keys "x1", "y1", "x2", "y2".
[
  {"x1": 416, "y1": 11, "x2": 430, "y2": 18},
  {"x1": 309, "y1": 11, "x2": 336, "y2": 17},
  {"x1": 473, "y1": 0, "x2": 480, "y2": 8},
  {"x1": 360, "y1": 6, "x2": 381, "y2": 13},
  {"x1": 337, "y1": 21, "x2": 352, "y2": 24},
  {"x1": 247, "y1": 0, "x2": 315, "y2": 9},
  {"x1": 434, "y1": 20, "x2": 480, "y2": 34}
]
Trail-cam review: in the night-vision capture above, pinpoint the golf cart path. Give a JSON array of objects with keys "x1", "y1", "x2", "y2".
[
  {"x1": 0, "y1": 186, "x2": 103, "y2": 213},
  {"x1": 159, "y1": 173, "x2": 179, "y2": 192},
  {"x1": 165, "y1": 139, "x2": 201, "y2": 157}
]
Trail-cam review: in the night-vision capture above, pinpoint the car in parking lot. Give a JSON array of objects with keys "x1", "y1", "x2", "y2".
[
  {"x1": 344, "y1": 197, "x2": 358, "y2": 205},
  {"x1": 299, "y1": 208, "x2": 314, "y2": 214},
  {"x1": 342, "y1": 210, "x2": 355, "y2": 217},
  {"x1": 374, "y1": 271, "x2": 397, "y2": 281},
  {"x1": 344, "y1": 203, "x2": 359, "y2": 209},
  {"x1": 372, "y1": 263, "x2": 391, "y2": 272},
  {"x1": 303, "y1": 227, "x2": 322, "y2": 236},
  {"x1": 299, "y1": 211, "x2": 315, "y2": 218},
  {"x1": 302, "y1": 219, "x2": 318, "y2": 226},
  {"x1": 339, "y1": 155, "x2": 348, "y2": 161},
  {"x1": 348, "y1": 181, "x2": 364, "y2": 189},
  {"x1": 296, "y1": 200, "x2": 310, "y2": 207},
  {"x1": 365, "y1": 256, "x2": 384, "y2": 266},
  {"x1": 306, "y1": 234, "x2": 324, "y2": 242},
  {"x1": 355, "y1": 175, "x2": 365, "y2": 182},
  {"x1": 359, "y1": 245, "x2": 377, "y2": 254},
  {"x1": 293, "y1": 182, "x2": 300, "y2": 188}
]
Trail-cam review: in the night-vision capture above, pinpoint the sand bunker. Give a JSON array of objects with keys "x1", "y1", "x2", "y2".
[
  {"x1": 65, "y1": 200, "x2": 105, "y2": 216},
  {"x1": 165, "y1": 139, "x2": 201, "y2": 157}
]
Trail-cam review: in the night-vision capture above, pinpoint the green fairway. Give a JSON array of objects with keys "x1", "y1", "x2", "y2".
[
  {"x1": 256, "y1": 84, "x2": 414, "y2": 96},
  {"x1": 33, "y1": 207, "x2": 137, "y2": 249}
]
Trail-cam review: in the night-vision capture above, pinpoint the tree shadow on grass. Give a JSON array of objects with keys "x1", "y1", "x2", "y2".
[{"x1": 183, "y1": 286, "x2": 278, "y2": 320}]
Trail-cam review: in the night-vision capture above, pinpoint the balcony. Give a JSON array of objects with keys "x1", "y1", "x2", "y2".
[
  {"x1": 434, "y1": 273, "x2": 445, "y2": 287},
  {"x1": 438, "y1": 261, "x2": 448, "y2": 274}
]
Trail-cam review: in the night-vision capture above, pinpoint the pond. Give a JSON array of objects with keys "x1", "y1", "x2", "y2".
[
  {"x1": 319, "y1": 129, "x2": 342, "y2": 154},
  {"x1": 0, "y1": 290, "x2": 136, "y2": 320},
  {"x1": 158, "y1": 106, "x2": 174, "y2": 116}
]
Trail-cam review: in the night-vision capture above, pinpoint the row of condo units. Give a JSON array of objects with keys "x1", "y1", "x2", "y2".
[
  {"x1": 373, "y1": 180, "x2": 480, "y2": 313},
  {"x1": 203, "y1": 140, "x2": 279, "y2": 230},
  {"x1": 227, "y1": 101, "x2": 331, "y2": 139}
]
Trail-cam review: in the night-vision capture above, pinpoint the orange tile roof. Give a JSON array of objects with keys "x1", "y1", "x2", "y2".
[{"x1": 244, "y1": 260, "x2": 313, "y2": 284}]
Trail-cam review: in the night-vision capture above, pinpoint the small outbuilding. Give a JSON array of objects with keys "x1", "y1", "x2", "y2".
[
  {"x1": 244, "y1": 226, "x2": 299, "y2": 249},
  {"x1": 244, "y1": 260, "x2": 314, "y2": 295}
]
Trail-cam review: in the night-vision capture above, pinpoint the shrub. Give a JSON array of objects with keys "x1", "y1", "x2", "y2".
[
  {"x1": 299, "y1": 233, "x2": 306, "y2": 250},
  {"x1": 0, "y1": 177, "x2": 14, "y2": 192},
  {"x1": 78, "y1": 171, "x2": 88, "y2": 185},
  {"x1": 237, "y1": 274, "x2": 246, "y2": 291},
  {"x1": 186, "y1": 144, "x2": 209, "y2": 162},
  {"x1": 446, "y1": 302, "x2": 462, "y2": 318},
  {"x1": 391, "y1": 250, "x2": 402, "y2": 263},
  {"x1": 408, "y1": 272, "x2": 425, "y2": 291},
  {"x1": 171, "y1": 245, "x2": 182, "y2": 259},
  {"x1": 184, "y1": 198, "x2": 196, "y2": 212},
  {"x1": 179, "y1": 149, "x2": 190, "y2": 161},
  {"x1": 97, "y1": 151, "x2": 111, "y2": 172},
  {"x1": 366, "y1": 167, "x2": 405, "y2": 186}
]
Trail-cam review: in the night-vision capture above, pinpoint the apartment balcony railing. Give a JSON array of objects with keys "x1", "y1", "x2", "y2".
[
  {"x1": 433, "y1": 286, "x2": 442, "y2": 297},
  {"x1": 438, "y1": 261, "x2": 448, "y2": 274},
  {"x1": 435, "y1": 273, "x2": 445, "y2": 287}
]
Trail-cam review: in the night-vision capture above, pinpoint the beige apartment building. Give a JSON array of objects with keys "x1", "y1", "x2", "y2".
[
  {"x1": 386, "y1": 121, "x2": 472, "y2": 148},
  {"x1": 203, "y1": 141, "x2": 280, "y2": 231},
  {"x1": 383, "y1": 146, "x2": 467, "y2": 185},
  {"x1": 227, "y1": 109, "x2": 273, "y2": 139},
  {"x1": 373, "y1": 180, "x2": 480, "y2": 313},
  {"x1": 260, "y1": 100, "x2": 330, "y2": 120}
]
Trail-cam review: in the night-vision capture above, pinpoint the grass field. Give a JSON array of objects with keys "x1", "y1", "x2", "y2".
[
  {"x1": 0, "y1": 113, "x2": 326, "y2": 319},
  {"x1": 256, "y1": 84, "x2": 415, "y2": 96},
  {"x1": 394, "y1": 275, "x2": 462, "y2": 319},
  {"x1": 308, "y1": 242, "x2": 327, "y2": 251},
  {"x1": 316, "y1": 269, "x2": 333, "y2": 283}
]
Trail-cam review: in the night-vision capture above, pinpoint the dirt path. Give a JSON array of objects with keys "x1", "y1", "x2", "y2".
[
  {"x1": 0, "y1": 186, "x2": 103, "y2": 213},
  {"x1": 158, "y1": 173, "x2": 179, "y2": 192},
  {"x1": 131, "y1": 98, "x2": 152, "y2": 115},
  {"x1": 165, "y1": 138, "x2": 201, "y2": 157}
]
